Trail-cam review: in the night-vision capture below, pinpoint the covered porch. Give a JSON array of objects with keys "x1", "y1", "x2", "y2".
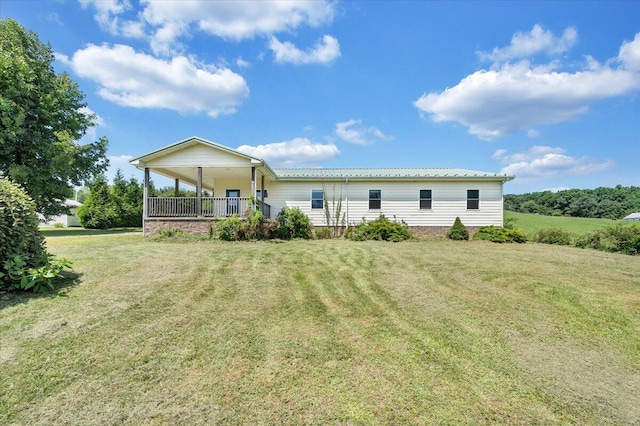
[
  {"x1": 142, "y1": 166, "x2": 271, "y2": 219},
  {"x1": 130, "y1": 137, "x2": 276, "y2": 233}
]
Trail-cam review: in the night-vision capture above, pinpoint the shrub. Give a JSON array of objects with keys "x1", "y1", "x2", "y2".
[
  {"x1": 257, "y1": 219, "x2": 280, "y2": 240},
  {"x1": 473, "y1": 226, "x2": 527, "y2": 243},
  {"x1": 314, "y1": 227, "x2": 333, "y2": 240},
  {"x1": 447, "y1": 217, "x2": 469, "y2": 241},
  {"x1": 535, "y1": 228, "x2": 573, "y2": 245},
  {"x1": 215, "y1": 215, "x2": 244, "y2": 241},
  {"x1": 575, "y1": 224, "x2": 640, "y2": 255},
  {"x1": 0, "y1": 177, "x2": 72, "y2": 292},
  {"x1": 276, "y1": 207, "x2": 313, "y2": 240},
  {"x1": 346, "y1": 215, "x2": 414, "y2": 242}
]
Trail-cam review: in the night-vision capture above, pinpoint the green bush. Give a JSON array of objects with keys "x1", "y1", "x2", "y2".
[
  {"x1": 346, "y1": 215, "x2": 414, "y2": 242},
  {"x1": 447, "y1": 217, "x2": 469, "y2": 241},
  {"x1": 534, "y1": 228, "x2": 573, "y2": 245},
  {"x1": 314, "y1": 227, "x2": 333, "y2": 240},
  {"x1": 0, "y1": 176, "x2": 71, "y2": 292},
  {"x1": 575, "y1": 224, "x2": 640, "y2": 255},
  {"x1": 215, "y1": 215, "x2": 244, "y2": 241},
  {"x1": 257, "y1": 219, "x2": 280, "y2": 240},
  {"x1": 473, "y1": 226, "x2": 527, "y2": 243},
  {"x1": 276, "y1": 207, "x2": 313, "y2": 240}
]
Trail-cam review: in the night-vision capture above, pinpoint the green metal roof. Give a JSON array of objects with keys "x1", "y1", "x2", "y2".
[{"x1": 273, "y1": 168, "x2": 514, "y2": 181}]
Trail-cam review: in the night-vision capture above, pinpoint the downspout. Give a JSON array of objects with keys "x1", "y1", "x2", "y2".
[{"x1": 345, "y1": 177, "x2": 349, "y2": 227}]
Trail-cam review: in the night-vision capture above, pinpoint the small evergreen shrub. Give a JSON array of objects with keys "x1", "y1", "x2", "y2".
[
  {"x1": 276, "y1": 207, "x2": 313, "y2": 240},
  {"x1": 346, "y1": 215, "x2": 414, "y2": 242},
  {"x1": 447, "y1": 217, "x2": 469, "y2": 241},
  {"x1": 535, "y1": 228, "x2": 573, "y2": 245},
  {"x1": 473, "y1": 226, "x2": 527, "y2": 243},
  {"x1": 575, "y1": 224, "x2": 640, "y2": 255},
  {"x1": 1, "y1": 177, "x2": 72, "y2": 292}
]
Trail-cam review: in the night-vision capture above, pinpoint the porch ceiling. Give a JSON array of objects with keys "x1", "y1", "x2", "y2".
[{"x1": 148, "y1": 166, "x2": 256, "y2": 190}]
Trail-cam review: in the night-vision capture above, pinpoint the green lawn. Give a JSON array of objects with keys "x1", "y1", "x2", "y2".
[
  {"x1": 1, "y1": 235, "x2": 639, "y2": 424},
  {"x1": 505, "y1": 210, "x2": 632, "y2": 237},
  {"x1": 39, "y1": 226, "x2": 142, "y2": 237}
]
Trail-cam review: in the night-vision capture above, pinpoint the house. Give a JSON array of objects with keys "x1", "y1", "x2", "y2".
[
  {"x1": 39, "y1": 199, "x2": 82, "y2": 227},
  {"x1": 130, "y1": 136, "x2": 514, "y2": 236},
  {"x1": 623, "y1": 212, "x2": 640, "y2": 220}
]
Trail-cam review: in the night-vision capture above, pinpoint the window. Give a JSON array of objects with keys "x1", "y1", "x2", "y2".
[
  {"x1": 419, "y1": 189, "x2": 432, "y2": 210},
  {"x1": 369, "y1": 189, "x2": 381, "y2": 209},
  {"x1": 256, "y1": 189, "x2": 268, "y2": 199},
  {"x1": 467, "y1": 189, "x2": 479, "y2": 210},
  {"x1": 311, "y1": 190, "x2": 324, "y2": 209}
]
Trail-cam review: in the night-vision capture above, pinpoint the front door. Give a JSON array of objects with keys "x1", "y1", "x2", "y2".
[{"x1": 226, "y1": 189, "x2": 240, "y2": 216}]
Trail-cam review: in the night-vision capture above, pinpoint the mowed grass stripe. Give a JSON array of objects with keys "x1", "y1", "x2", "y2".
[{"x1": 1, "y1": 237, "x2": 639, "y2": 424}]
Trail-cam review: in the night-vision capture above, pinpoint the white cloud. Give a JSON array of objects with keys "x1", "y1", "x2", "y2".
[
  {"x1": 82, "y1": 1, "x2": 336, "y2": 56},
  {"x1": 106, "y1": 154, "x2": 136, "y2": 182},
  {"x1": 269, "y1": 35, "x2": 340, "y2": 65},
  {"x1": 70, "y1": 44, "x2": 249, "y2": 117},
  {"x1": 335, "y1": 119, "x2": 390, "y2": 145},
  {"x1": 235, "y1": 57, "x2": 250, "y2": 68},
  {"x1": 142, "y1": 0, "x2": 335, "y2": 41},
  {"x1": 619, "y1": 33, "x2": 640, "y2": 71},
  {"x1": 494, "y1": 146, "x2": 614, "y2": 179},
  {"x1": 415, "y1": 30, "x2": 640, "y2": 140},
  {"x1": 477, "y1": 24, "x2": 578, "y2": 64},
  {"x1": 526, "y1": 129, "x2": 540, "y2": 138},
  {"x1": 236, "y1": 138, "x2": 339, "y2": 167},
  {"x1": 79, "y1": 0, "x2": 140, "y2": 37}
]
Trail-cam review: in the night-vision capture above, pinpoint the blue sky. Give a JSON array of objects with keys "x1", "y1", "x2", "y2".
[{"x1": 3, "y1": 1, "x2": 639, "y2": 194}]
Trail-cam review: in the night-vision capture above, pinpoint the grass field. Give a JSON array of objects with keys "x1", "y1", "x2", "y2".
[
  {"x1": 38, "y1": 226, "x2": 142, "y2": 237},
  {"x1": 1, "y1": 235, "x2": 639, "y2": 424},
  {"x1": 505, "y1": 211, "x2": 634, "y2": 237}
]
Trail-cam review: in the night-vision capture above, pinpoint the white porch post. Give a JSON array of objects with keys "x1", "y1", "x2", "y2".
[
  {"x1": 197, "y1": 167, "x2": 202, "y2": 216},
  {"x1": 143, "y1": 168, "x2": 149, "y2": 235},
  {"x1": 251, "y1": 167, "x2": 256, "y2": 203}
]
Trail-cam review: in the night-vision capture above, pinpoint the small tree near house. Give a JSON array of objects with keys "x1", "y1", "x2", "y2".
[
  {"x1": 322, "y1": 183, "x2": 346, "y2": 237},
  {"x1": 447, "y1": 216, "x2": 469, "y2": 241}
]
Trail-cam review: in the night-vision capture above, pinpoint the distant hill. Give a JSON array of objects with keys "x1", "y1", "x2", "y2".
[{"x1": 505, "y1": 185, "x2": 640, "y2": 219}]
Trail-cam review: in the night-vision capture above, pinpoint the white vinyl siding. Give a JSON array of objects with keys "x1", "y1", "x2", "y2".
[
  {"x1": 143, "y1": 143, "x2": 253, "y2": 168},
  {"x1": 267, "y1": 180, "x2": 504, "y2": 227}
]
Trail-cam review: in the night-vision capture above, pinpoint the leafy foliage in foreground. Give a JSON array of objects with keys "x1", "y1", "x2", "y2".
[
  {"x1": 0, "y1": 177, "x2": 72, "y2": 292},
  {"x1": 472, "y1": 226, "x2": 527, "y2": 243},
  {"x1": 346, "y1": 215, "x2": 414, "y2": 242},
  {"x1": 447, "y1": 217, "x2": 469, "y2": 241},
  {"x1": 0, "y1": 19, "x2": 108, "y2": 217}
]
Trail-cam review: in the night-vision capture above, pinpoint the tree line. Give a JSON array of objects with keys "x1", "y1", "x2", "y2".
[{"x1": 504, "y1": 186, "x2": 640, "y2": 219}]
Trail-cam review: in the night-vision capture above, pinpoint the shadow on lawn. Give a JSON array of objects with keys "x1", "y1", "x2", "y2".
[
  {"x1": 40, "y1": 227, "x2": 141, "y2": 237},
  {"x1": 0, "y1": 270, "x2": 83, "y2": 310}
]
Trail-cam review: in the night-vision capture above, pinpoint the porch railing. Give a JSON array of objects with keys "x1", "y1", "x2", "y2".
[{"x1": 147, "y1": 197, "x2": 270, "y2": 218}]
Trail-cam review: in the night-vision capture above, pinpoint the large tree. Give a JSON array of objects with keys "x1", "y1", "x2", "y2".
[{"x1": 0, "y1": 19, "x2": 108, "y2": 217}]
